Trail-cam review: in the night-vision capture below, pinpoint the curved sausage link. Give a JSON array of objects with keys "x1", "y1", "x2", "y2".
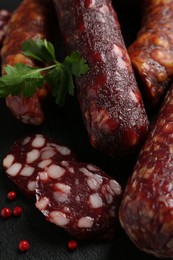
[
  {"x1": 128, "y1": 0, "x2": 173, "y2": 107},
  {"x1": 119, "y1": 83, "x2": 173, "y2": 258},
  {"x1": 52, "y1": 0, "x2": 149, "y2": 158},
  {"x1": 1, "y1": 0, "x2": 52, "y2": 125}
]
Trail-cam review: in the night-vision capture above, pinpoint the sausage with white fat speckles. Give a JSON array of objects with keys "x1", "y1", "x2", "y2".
[
  {"x1": 52, "y1": 0, "x2": 149, "y2": 158},
  {"x1": 128, "y1": 0, "x2": 173, "y2": 107},
  {"x1": 3, "y1": 134, "x2": 76, "y2": 197},
  {"x1": 35, "y1": 161, "x2": 122, "y2": 240},
  {"x1": 1, "y1": 0, "x2": 52, "y2": 125},
  {"x1": 119, "y1": 83, "x2": 173, "y2": 258}
]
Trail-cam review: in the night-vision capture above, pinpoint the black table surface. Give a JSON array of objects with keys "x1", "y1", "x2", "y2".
[{"x1": 0, "y1": 1, "x2": 162, "y2": 260}]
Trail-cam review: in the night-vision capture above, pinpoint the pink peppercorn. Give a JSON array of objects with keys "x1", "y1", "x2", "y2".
[
  {"x1": 7, "y1": 191, "x2": 17, "y2": 200},
  {"x1": 1, "y1": 207, "x2": 12, "y2": 218},
  {"x1": 13, "y1": 206, "x2": 23, "y2": 217},
  {"x1": 68, "y1": 240, "x2": 78, "y2": 250},
  {"x1": 18, "y1": 240, "x2": 30, "y2": 252}
]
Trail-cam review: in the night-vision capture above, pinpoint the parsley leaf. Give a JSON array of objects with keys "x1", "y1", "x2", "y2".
[
  {"x1": 22, "y1": 38, "x2": 57, "y2": 64},
  {"x1": 63, "y1": 52, "x2": 89, "y2": 77},
  {"x1": 0, "y1": 63, "x2": 44, "y2": 97},
  {"x1": 0, "y1": 38, "x2": 89, "y2": 105}
]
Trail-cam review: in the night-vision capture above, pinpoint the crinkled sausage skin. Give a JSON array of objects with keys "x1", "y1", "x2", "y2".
[
  {"x1": 35, "y1": 161, "x2": 122, "y2": 240},
  {"x1": 3, "y1": 134, "x2": 76, "y2": 198},
  {"x1": 119, "y1": 83, "x2": 173, "y2": 258},
  {"x1": 52, "y1": 0, "x2": 149, "y2": 158},
  {"x1": 128, "y1": 0, "x2": 173, "y2": 107},
  {"x1": 1, "y1": 0, "x2": 51, "y2": 125}
]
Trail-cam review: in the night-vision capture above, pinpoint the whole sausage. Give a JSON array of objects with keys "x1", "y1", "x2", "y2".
[
  {"x1": 0, "y1": 9, "x2": 11, "y2": 50},
  {"x1": 35, "y1": 160, "x2": 122, "y2": 240},
  {"x1": 3, "y1": 134, "x2": 76, "y2": 197},
  {"x1": 119, "y1": 83, "x2": 173, "y2": 258},
  {"x1": 52, "y1": 0, "x2": 149, "y2": 158},
  {"x1": 1, "y1": 0, "x2": 52, "y2": 125},
  {"x1": 128, "y1": 0, "x2": 173, "y2": 108}
]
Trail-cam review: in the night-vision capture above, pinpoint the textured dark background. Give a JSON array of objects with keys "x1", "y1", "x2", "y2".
[{"x1": 0, "y1": 1, "x2": 159, "y2": 260}]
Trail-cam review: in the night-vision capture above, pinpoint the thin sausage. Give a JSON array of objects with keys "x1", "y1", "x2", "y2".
[
  {"x1": 1, "y1": 0, "x2": 52, "y2": 125},
  {"x1": 52, "y1": 0, "x2": 149, "y2": 158},
  {"x1": 128, "y1": 0, "x2": 173, "y2": 107},
  {"x1": 119, "y1": 83, "x2": 173, "y2": 258}
]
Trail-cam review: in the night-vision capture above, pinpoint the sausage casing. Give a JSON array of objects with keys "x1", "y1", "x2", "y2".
[
  {"x1": 52, "y1": 0, "x2": 149, "y2": 157},
  {"x1": 128, "y1": 0, "x2": 173, "y2": 107},
  {"x1": 1, "y1": 0, "x2": 52, "y2": 125},
  {"x1": 119, "y1": 82, "x2": 173, "y2": 258}
]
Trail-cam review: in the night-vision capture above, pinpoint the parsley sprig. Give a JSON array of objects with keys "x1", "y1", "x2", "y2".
[{"x1": 0, "y1": 38, "x2": 89, "y2": 106}]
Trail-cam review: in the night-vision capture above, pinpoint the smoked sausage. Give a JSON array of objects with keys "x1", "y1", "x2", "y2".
[
  {"x1": 128, "y1": 0, "x2": 173, "y2": 107},
  {"x1": 1, "y1": 0, "x2": 52, "y2": 125},
  {"x1": 119, "y1": 83, "x2": 173, "y2": 258},
  {"x1": 52, "y1": 0, "x2": 149, "y2": 158},
  {"x1": 35, "y1": 160, "x2": 122, "y2": 240}
]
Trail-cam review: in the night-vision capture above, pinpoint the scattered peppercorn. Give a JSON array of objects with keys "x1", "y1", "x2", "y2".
[
  {"x1": 13, "y1": 206, "x2": 23, "y2": 217},
  {"x1": 7, "y1": 191, "x2": 17, "y2": 200},
  {"x1": 1, "y1": 207, "x2": 12, "y2": 218},
  {"x1": 68, "y1": 240, "x2": 78, "y2": 251},
  {"x1": 18, "y1": 240, "x2": 30, "y2": 252}
]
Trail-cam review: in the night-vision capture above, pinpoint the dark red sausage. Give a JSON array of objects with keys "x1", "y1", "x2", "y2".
[
  {"x1": 1, "y1": 0, "x2": 52, "y2": 125},
  {"x1": 3, "y1": 134, "x2": 76, "y2": 198},
  {"x1": 0, "y1": 9, "x2": 11, "y2": 50},
  {"x1": 52, "y1": 0, "x2": 149, "y2": 158},
  {"x1": 119, "y1": 83, "x2": 173, "y2": 258},
  {"x1": 35, "y1": 160, "x2": 122, "y2": 240},
  {"x1": 128, "y1": 0, "x2": 173, "y2": 107}
]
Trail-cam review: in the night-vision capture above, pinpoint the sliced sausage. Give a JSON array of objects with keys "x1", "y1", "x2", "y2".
[
  {"x1": 128, "y1": 0, "x2": 173, "y2": 107},
  {"x1": 3, "y1": 134, "x2": 76, "y2": 198},
  {"x1": 52, "y1": 0, "x2": 149, "y2": 158},
  {"x1": 1, "y1": 0, "x2": 52, "y2": 125},
  {"x1": 35, "y1": 161, "x2": 122, "y2": 240},
  {"x1": 119, "y1": 83, "x2": 173, "y2": 258}
]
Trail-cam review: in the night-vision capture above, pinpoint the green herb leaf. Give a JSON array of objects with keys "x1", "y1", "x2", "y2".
[
  {"x1": 0, "y1": 63, "x2": 44, "y2": 97},
  {"x1": 45, "y1": 65, "x2": 75, "y2": 106},
  {"x1": 0, "y1": 38, "x2": 89, "y2": 106},
  {"x1": 22, "y1": 38, "x2": 57, "y2": 64},
  {"x1": 63, "y1": 51, "x2": 89, "y2": 77}
]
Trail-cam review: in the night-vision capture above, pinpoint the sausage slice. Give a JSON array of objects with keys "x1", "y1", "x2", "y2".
[
  {"x1": 35, "y1": 161, "x2": 122, "y2": 240},
  {"x1": 3, "y1": 134, "x2": 76, "y2": 197}
]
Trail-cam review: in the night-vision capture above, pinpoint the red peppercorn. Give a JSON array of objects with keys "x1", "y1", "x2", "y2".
[
  {"x1": 1, "y1": 207, "x2": 12, "y2": 218},
  {"x1": 68, "y1": 240, "x2": 78, "y2": 251},
  {"x1": 7, "y1": 191, "x2": 17, "y2": 200},
  {"x1": 13, "y1": 206, "x2": 23, "y2": 217},
  {"x1": 18, "y1": 240, "x2": 30, "y2": 252}
]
